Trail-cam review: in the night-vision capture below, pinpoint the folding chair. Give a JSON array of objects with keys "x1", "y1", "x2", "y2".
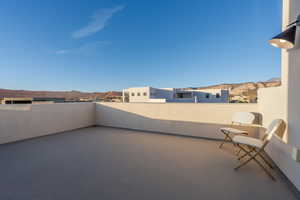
[
  {"x1": 232, "y1": 119, "x2": 285, "y2": 181},
  {"x1": 219, "y1": 112, "x2": 255, "y2": 149}
]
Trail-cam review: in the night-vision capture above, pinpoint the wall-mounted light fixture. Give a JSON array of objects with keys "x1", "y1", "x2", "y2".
[{"x1": 269, "y1": 15, "x2": 300, "y2": 49}]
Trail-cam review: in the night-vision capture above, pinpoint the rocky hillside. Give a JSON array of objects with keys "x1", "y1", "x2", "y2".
[
  {"x1": 0, "y1": 89, "x2": 122, "y2": 101},
  {"x1": 0, "y1": 78, "x2": 281, "y2": 103},
  {"x1": 189, "y1": 79, "x2": 281, "y2": 102},
  {"x1": 195, "y1": 80, "x2": 279, "y2": 95}
]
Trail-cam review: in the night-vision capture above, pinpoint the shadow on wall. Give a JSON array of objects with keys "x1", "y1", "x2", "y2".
[
  {"x1": 96, "y1": 104, "x2": 261, "y2": 140},
  {"x1": 252, "y1": 112, "x2": 263, "y2": 126},
  {"x1": 0, "y1": 104, "x2": 32, "y2": 111}
]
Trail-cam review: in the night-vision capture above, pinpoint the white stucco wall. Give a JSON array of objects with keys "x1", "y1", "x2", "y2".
[
  {"x1": 267, "y1": 0, "x2": 300, "y2": 190},
  {"x1": 0, "y1": 103, "x2": 96, "y2": 144},
  {"x1": 124, "y1": 87, "x2": 151, "y2": 103},
  {"x1": 258, "y1": 87, "x2": 285, "y2": 132},
  {"x1": 250, "y1": 0, "x2": 300, "y2": 190},
  {"x1": 97, "y1": 86, "x2": 300, "y2": 190},
  {"x1": 258, "y1": 86, "x2": 300, "y2": 190},
  {"x1": 96, "y1": 102, "x2": 260, "y2": 139},
  {"x1": 284, "y1": 0, "x2": 300, "y2": 149}
]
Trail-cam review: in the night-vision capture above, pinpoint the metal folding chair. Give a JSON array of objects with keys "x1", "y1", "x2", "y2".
[
  {"x1": 219, "y1": 112, "x2": 255, "y2": 149},
  {"x1": 232, "y1": 119, "x2": 285, "y2": 181}
]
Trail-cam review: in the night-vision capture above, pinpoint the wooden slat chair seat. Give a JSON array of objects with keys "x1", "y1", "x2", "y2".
[{"x1": 219, "y1": 112, "x2": 255, "y2": 148}]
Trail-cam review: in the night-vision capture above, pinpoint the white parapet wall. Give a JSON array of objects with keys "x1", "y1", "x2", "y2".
[
  {"x1": 0, "y1": 103, "x2": 96, "y2": 144},
  {"x1": 267, "y1": 0, "x2": 300, "y2": 191},
  {"x1": 97, "y1": 97, "x2": 300, "y2": 190},
  {"x1": 96, "y1": 102, "x2": 260, "y2": 139},
  {"x1": 259, "y1": 86, "x2": 300, "y2": 190},
  {"x1": 0, "y1": 98, "x2": 298, "y2": 190}
]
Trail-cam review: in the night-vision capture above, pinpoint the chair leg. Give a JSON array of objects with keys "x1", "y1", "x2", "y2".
[
  {"x1": 262, "y1": 151, "x2": 277, "y2": 169},
  {"x1": 235, "y1": 144, "x2": 253, "y2": 161},
  {"x1": 255, "y1": 150, "x2": 275, "y2": 169},
  {"x1": 219, "y1": 139, "x2": 225, "y2": 148},
  {"x1": 236, "y1": 148, "x2": 242, "y2": 156},
  {"x1": 226, "y1": 134, "x2": 234, "y2": 143},
  {"x1": 234, "y1": 145, "x2": 276, "y2": 181},
  {"x1": 252, "y1": 156, "x2": 276, "y2": 181},
  {"x1": 238, "y1": 148, "x2": 254, "y2": 160},
  {"x1": 219, "y1": 134, "x2": 229, "y2": 148},
  {"x1": 234, "y1": 145, "x2": 254, "y2": 169}
]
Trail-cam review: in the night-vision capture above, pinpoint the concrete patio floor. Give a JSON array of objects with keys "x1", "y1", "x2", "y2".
[{"x1": 0, "y1": 126, "x2": 298, "y2": 200}]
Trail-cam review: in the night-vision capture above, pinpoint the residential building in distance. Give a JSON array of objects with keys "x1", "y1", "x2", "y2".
[
  {"x1": 0, "y1": 97, "x2": 66, "y2": 104},
  {"x1": 79, "y1": 98, "x2": 95, "y2": 102},
  {"x1": 32, "y1": 97, "x2": 66, "y2": 104},
  {"x1": 0, "y1": 98, "x2": 33, "y2": 104},
  {"x1": 122, "y1": 87, "x2": 229, "y2": 103}
]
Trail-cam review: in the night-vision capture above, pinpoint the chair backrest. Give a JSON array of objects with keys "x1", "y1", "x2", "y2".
[
  {"x1": 231, "y1": 112, "x2": 255, "y2": 125},
  {"x1": 262, "y1": 119, "x2": 285, "y2": 147}
]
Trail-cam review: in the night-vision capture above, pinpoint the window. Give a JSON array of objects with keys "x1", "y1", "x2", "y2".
[
  {"x1": 137, "y1": 93, "x2": 140, "y2": 96},
  {"x1": 143, "y1": 92, "x2": 147, "y2": 96},
  {"x1": 177, "y1": 93, "x2": 184, "y2": 98},
  {"x1": 216, "y1": 93, "x2": 220, "y2": 98},
  {"x1": 206, "y1": 94, "x2": 210, "y2": 99},
  {"x1": 131, "y1": 93, "x2": 135, "y2": 96},
  {"x1": 176, "y1": 92, "x2": 192, "y2": 98}
]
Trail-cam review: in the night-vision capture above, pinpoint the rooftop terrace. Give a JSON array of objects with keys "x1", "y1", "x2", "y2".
[
  {"x1": 0, "y1": 126, "x2": 298, "y2": 200},
  {"x1": 1, "y1": 1, "x2": 300, "y2": 198},
  {"x1": 0, "y1": 95, "x2": 299, "y2": 199}
]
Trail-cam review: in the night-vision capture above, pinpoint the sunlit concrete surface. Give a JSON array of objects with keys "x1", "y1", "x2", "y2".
[{"x1": 0, "y1": 126, "x2": 298, "y2": 200}]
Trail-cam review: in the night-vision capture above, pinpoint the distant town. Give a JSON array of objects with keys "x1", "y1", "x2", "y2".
[{"x1": 0, "y1": 79, "x2": 280, "y2": 104}]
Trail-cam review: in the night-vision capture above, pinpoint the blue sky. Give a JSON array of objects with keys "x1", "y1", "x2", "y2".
[{"x1": 0, "y1": 0, "x2": 282, "y2": 92}]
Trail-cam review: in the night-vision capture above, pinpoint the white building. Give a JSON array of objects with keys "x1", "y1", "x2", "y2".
[{"x1": 122, "y1": 87, "x2": 229, "y2": 103}]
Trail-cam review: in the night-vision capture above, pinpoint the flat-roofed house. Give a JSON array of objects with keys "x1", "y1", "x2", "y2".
[
  {"x1": 0, "y1": 97, "x2": 66, "y2": 104},
  {"x1": 1, "y1": 97, "x2": 33, "y2": 104},
  {"x1": 122, "y1": 87, "x2": 229, "y2": 103}
]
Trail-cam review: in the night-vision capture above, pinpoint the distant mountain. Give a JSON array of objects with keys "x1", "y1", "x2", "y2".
[
  {"x1": 0, "y1": 89, "x2": 122, "y2": 101},
  {"x1": 0, "y1": 78, "x2": 281, "y2": 103},
  {"x1": 267, "y1": 77, "x2": 281, "y2": 82},
  {"x1": 187, "y1": 78, "x2": 281, "y2": 103}
]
